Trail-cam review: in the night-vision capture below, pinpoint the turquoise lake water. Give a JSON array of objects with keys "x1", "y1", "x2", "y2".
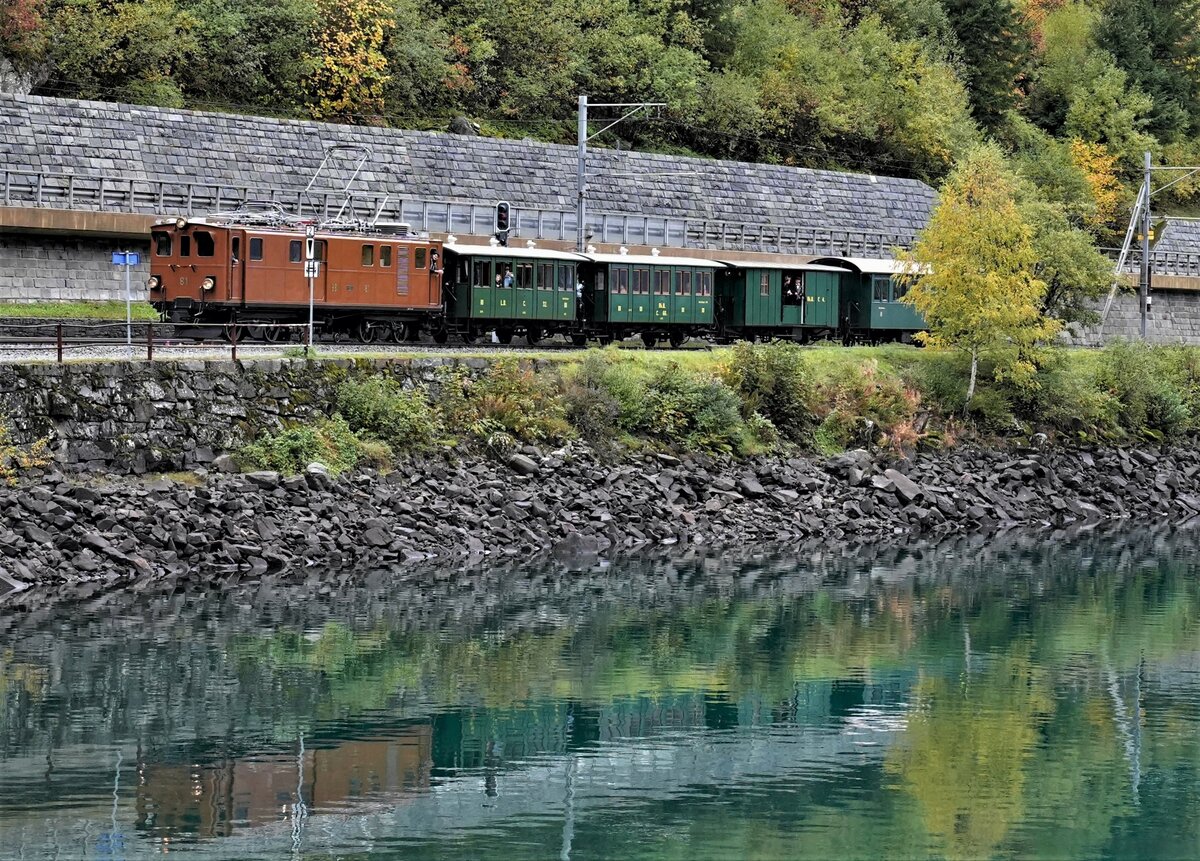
[{"x1": 1, "y1": 527, "x2": 1198, "y2": 860}]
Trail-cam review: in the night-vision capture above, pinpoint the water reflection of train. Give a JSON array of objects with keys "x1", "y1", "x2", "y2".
[{"x1": 130, "y1": 679, "x2": 912, "y2": 844}]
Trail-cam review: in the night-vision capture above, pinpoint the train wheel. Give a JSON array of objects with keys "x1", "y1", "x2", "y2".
[
  {"x1": 433, "y1": 327, "x2": 449, "y2": 344},
  {"x1": 263, "y1": 325, "x2": 284, "y2": 344},
  {"x1": 526, "y1": 327, "x2": 542, "y2": 346},
  {"x1": 669, "y1": 331, "x2": 686, "y2": 349},
  {"x1": 496, "y1": 327, "x2": 514, "y2": 345},
  {"x1": 385, "y1": 322, "x2": 403, "y2": 344},
  {"x1": 570, "y1": 333, "x2": 588, "y2": 347},
  {"x1": 355, "y1": 321, "x2": 378, "y2": 344},
  {"x1": 641, "y1": 332, "x2": 657, "y2": 349}
]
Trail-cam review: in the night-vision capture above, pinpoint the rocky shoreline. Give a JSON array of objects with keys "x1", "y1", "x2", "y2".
[{"x1": 2, "y1": 439, "x2": 1198, "y2": 607}]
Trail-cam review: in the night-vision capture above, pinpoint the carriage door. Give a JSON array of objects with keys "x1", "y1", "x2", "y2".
[{"x1": 229, "y1": 230, "x2": 247, "y2": 303}]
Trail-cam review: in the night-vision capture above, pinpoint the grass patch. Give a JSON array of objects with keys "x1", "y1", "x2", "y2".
[{"x1": 0, "y1": 301, "x2": 160, "y2": 321}]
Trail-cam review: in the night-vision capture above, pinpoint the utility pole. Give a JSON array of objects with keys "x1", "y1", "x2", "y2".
[
  {"x1": 1141, "y1": 150, "x2": 1151, "y2": 339},
  {"x1": 576, "y1": 96, "x2": 666, "y2": 252},
  {"x1": 577, "y1": 95, "x2": 587, "y2": 253}
]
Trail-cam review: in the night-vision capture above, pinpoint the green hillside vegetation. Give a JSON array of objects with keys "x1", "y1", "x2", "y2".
[{"x1": 3, "y1": 0, "x2": 1198, "y2": 216}]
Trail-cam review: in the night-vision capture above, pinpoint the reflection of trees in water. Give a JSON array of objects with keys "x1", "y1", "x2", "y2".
[{"x1": 0, "y1": 523, "x2": 1199, "y2": 855}]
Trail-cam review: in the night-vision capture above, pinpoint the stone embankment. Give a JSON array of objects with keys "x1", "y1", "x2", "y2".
[{"x1": 1, "y1": 441, "x2": 1197, "y2": 601}]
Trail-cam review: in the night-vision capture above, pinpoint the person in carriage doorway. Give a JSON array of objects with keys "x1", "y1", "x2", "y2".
[
  {"x1": 576, "y1": 278, "x2": 587, "y2": 321},
  {"x1": 502, "y1": 266, "x2": 515, "y2": 289}
]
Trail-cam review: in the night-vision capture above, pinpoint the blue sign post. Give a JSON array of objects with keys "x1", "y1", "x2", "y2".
[{"x1": 112, "y1": 251, "x2": 141, "y2": 354}]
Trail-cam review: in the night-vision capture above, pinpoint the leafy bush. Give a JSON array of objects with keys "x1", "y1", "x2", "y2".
[
  {"x1": 1097, "y1": 341, "x2": 1191, "y2": 438},
  {"x1": 0, "y1": 420, "x2": 49, "y2": 486},
  {"x1": 721, "y1": 341, "x2": 816, "y2": 442},
  {"x1": 439, "y1": 361, "x2": 572, "y2": 444},
  {"x1": 563, "y1": 353, "x2": 623, "y2": 443},
  {"x1": 564, "y1": 351, "x2": 768, "y2": 453},
  {"x1": 336, "y1": 376, "x2": 440, "y2": 452},
  {"x1": 238, "y1": 415, "x2": 385, "y2": 474},
  {"x1": 813, "y1": 360, "x2": 921, "y2": 453}
]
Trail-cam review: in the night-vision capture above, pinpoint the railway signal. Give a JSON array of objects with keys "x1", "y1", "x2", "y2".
[{"x1": 494, "y1": 201, "x2": 510, "y2": 245}]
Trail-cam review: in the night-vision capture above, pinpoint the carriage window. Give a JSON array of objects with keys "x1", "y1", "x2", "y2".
[
  {"x1": 783, "y1": 272, "x2": 805, "y2": 305},
  {"x1": 316, "y1": 240, "x2": 327, "y2": 262},
  {"x1": 195, "y1": 231, "x2": 215, "y2": 257},
  {"x1": 518, "y1": 262, "x2": 533, "y2": 289},
  {"x1": 595, "y1": 270, "x2": 607, "y2": 293},
  {"x1": 180, "y1": 235, "x2": 191, "y2": 257},
  {"x1": 699, "y1": 271, "x2": 712, "y2": 297},
  {"x1": 634, "y1": 268, "x2": 649, "y2": 295},
  {"x1": 415, "y1": 248, "x2": 425, "y2": 269},
  {"x1": 677, "y1": 270, "x2": 692, "y2": 296},
  {"x1": 539, "y1": 263, "x2": 553, "y2": 290},
  {"x1": 289, "y1": 240, "x2": 301, "y2": 263},
  {"x1": 760, "y1": 272, "x2": 770, "y2": 297},
  {"x1": 380, "y1": 246, "x2": 393, "y2": 267},
  {"x1": 231, "y1": 237, "x2": 240, "y2": 262},
  {"x1": 656, "y1": 271, "x2": 670, "y2": 296},
  {"x1": 558, "y1": 264, "x2": 574, "y2": 291},
  {"x1": 474, "y1": 260, "x2": 492, "y2": 287},
  {"x1": 249, "y1": 238, "x2": 263, "y2": 260},
  {"x1": 153, "y1": 233, "x2": 172, "y2": 256},
  {"x1": 616, "y1": 269, "x2": 629, "y2": 295},
  {"x1": 893, "y1": 278, "x2": 908, "y2": 300},
  {"x1": 361, "y1": 245, "x2": 375, "y2": 266},
  {"x1": 396, "y1": 247, "x2": 409, "y2": 295},
  {"x1": 873, "y1": 275, "x2": 890, "y2": 302}
]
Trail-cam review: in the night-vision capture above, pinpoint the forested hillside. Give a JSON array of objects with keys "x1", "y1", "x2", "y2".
[{"x1": 2, "y1": 0, "x2": 1199, "y2": 225}]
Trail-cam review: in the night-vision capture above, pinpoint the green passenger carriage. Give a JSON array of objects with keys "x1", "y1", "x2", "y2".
[
  {"x1": 812, "y1": 257, "x2": 926, "y2": 343},
  {"x1": 579, "y1": 251, "x2": 721, "y2": 348},
  {"x1": 442, "y1": 242, "x2": 586, "y2": 344},
  {"x1": 714, "y1": 262, "x2": 847, "y2": 342}
]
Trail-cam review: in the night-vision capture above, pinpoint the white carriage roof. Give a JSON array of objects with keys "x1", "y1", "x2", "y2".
[
  {"x1": 582, "y1": 252, "x2": 724, "y2": 267},
  {"x1": 444, "y1": 243, "x2": 587, "y2": 261},
  {"x1": 809, "y1": 256, "x2": 915, "y2": 275},
  {"x1": 716, "y1": 260, "x2": 849, "y2": 272}
]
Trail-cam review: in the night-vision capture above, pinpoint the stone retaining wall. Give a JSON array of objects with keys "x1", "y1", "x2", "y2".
[
  {"x1": 0, "y1": 356, "x2": 536, "y2": 473},
  {"x1": 0, "y1": 234, "x2": 148, "y2": 302}
]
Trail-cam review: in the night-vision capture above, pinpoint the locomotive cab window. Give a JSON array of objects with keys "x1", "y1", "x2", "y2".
[
  {"x1": 195, "y1": 231, "x2": 215, "y2": 257},
  {"x1": 415, "y1": 248, "x2": 426, "y2": 270},
  {"x1": 153, "y1": 233, "x2": 172, "y2": 256},
  {"x1": 289, "y1": 240, "x2": 302, "y2": 263},
  {"x1": 249, "y1": 238, "x2": 263, "y2": 260},
  {"x1": 231, "y1": 237, "x2": 240, "y2": 262},
  {"x1": 380, "y1": 246, "x2": 393, "y2": 267},
  {"x1": 361, "y1": 245, "x2": 375, "y2": 266}
]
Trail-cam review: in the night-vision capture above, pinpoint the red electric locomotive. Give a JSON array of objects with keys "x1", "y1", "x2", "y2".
[{"x1": 148, "y1": 215, "x2": 444, "y2": 342}]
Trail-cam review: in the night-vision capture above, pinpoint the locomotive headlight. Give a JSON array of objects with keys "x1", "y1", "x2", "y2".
[
  {"x1": 201, "y1": 276, "x2": 216, "y2": 292},
  {"x1": 147, "y1": 275, "x2": 161, "y2": 291},
  {"x1": 175, "y1": 217, "x2": 187, "y2": 229}
]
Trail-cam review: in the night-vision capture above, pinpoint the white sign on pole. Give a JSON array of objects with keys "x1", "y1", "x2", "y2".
[{"x1": 304, "y1": 260, "x2": 321, "y2": 278}]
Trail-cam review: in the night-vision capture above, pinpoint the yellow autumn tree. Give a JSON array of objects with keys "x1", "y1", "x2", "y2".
[
  {"x1": 303, "y1": 0, "x2": 394, "y2": 122},
  {"x1": 899, "y1": 145, "x2": 1061, "y2": 408},
  {"x1": 1069, "y1": 138, "x2": 1122, "y2": 228}
]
